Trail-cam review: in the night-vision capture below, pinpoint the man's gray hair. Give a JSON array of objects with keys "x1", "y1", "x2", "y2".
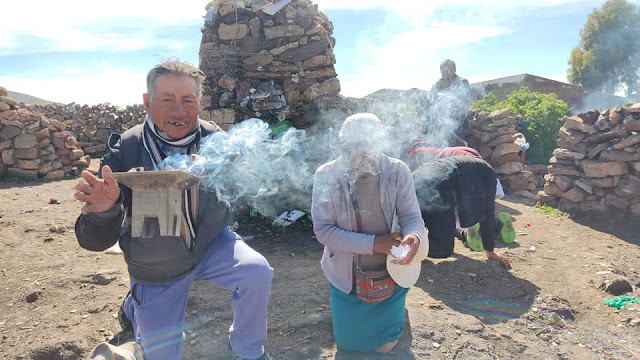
[
  {"x1": 146, "y1": 60, "x2": 206, "y2": 99},
  {"x1": 440, "y1": 59, "x2": 456, "y2": 72}
]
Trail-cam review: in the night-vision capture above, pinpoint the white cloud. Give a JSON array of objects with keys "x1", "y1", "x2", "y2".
[
  {"x1": 315, "y1": 0, "x2": 600, "y2": 12},
  {"x1": 338, "y1": 17, "x2": 509, "y2": 97},
  {"x1": 326, "y1": 0, "x2": 601, "y2": 97},
  {"x1": 0, "y1": 67, "x2": 148, "y2": 106},
  {"x1": 65, "y1": 67, "x2": 84, "y2": 75},
  {"x1": 0, "y1": 0, "x2": 207, "y2": 55},
  {"x1": 169, "y1": 41, "x2": 189, "y2": 50}
]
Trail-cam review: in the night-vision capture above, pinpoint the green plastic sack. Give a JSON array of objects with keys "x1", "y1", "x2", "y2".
[
  {"x1": 603, "y1": 296, "x2": 640, "y2": 310},
  {"x1": 269, "y1": 120, "x2": 293, "y2": 137}
]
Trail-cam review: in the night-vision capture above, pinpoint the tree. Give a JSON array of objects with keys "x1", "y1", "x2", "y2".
[
  {"x1": 473, "y1": 88, "x2": 569, "y2": 165},
  {"x1": 568, "y1": 0, "x2": 640, "y2": 97}
]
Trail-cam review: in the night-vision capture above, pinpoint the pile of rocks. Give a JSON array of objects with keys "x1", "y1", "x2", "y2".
[
  {"x1": 198, "y1": 0, "x2": 340, "y2": 129},
  {"x1": 28, "y1": 103, "x2": 146, "y2": 155},
  {"x1": 466, "y1": 108, "x2": 536, "y2": 192},
  {"x1": 540, "y1": 104, "x2": 640, "y2": 216},
  {"x1": 0, "y1": 87, "x2": 91, "y2": 179}
]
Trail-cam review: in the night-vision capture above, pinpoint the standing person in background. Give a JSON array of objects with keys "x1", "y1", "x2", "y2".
[
  {"x1": 427, "y1": 59, "x2": 473, "y2": 142},
  {"x1": 513, "y1": 132, "x2": 529, "y2": 165}
]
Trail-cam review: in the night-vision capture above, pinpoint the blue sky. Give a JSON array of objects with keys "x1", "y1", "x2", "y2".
[{"x1": 0, "y1": 0, "x2": 635, "y2": 105}]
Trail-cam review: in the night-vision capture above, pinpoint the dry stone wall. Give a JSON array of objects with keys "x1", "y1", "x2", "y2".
[
  {"x1": 198, "y1": 0, "x2": 340, "y2": 130},
  {"x1": 465, "y1": 108, "x2": 536, "y2": 192},
  {"x1": 539, "y1": 103, "x2": 640, "y2": 216},
  {"x1": 28, "y1": 102, "x2": 146, "y2": 155},
  {"x1": 0, "y1": 91, "x2": 92, "y2": 179}
]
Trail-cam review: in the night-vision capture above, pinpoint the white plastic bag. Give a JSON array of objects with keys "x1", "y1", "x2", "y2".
[{"x1": 495, "y1": 179, "x2": 505, "y2": 199}]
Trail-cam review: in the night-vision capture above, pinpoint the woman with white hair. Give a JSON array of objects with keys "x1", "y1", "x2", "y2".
[{"x1": 311, "y1": 113, "x2": 427, "y2": 353}]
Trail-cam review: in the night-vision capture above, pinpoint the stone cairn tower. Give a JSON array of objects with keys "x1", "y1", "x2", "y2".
[{"x1": 198, "y1": 0, "x2": 340, "y2": 130}]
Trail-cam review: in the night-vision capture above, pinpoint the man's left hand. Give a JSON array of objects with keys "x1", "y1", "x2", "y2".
[
  {"x1": 486, "y1": 251, "x2": 511, "y2": 269},
  {"x1": 391, "y1": 234, "x2": 420, "y2": 265}
]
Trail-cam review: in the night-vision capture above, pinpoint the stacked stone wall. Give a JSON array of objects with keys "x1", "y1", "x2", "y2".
[{"x1": 539, "y1": 103, "x2": 640, "y2": 216}]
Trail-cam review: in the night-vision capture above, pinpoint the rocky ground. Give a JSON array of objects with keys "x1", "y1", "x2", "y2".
[{"x1": 0, "y1": 178, "x2": 639, "y2": 360}]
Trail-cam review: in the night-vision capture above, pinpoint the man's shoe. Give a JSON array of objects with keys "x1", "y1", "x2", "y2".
[
  {"x1": 108, "y1": 329, "x2": 135, "y2": 347},
  {"x1": 465, "y1": 223, "x2": 484, "y2": 252},
  {"x1": 455, "y1": 227, "x2": 467, "y2": 244},
  {"x1": 110, "y1": 294, "x2": 135, "y2": 346},
  {"x1": 497, "y1": 212, "x2": 516, "y2": 244},
  {"x1": 118, "y1": 298, "x2": 134, "y2": 333}
]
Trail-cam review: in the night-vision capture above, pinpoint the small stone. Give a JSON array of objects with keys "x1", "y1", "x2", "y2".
[
  {"x1": 488, "y1": 108, "x2": 512, "y2": 119},
  {"x1": 83, "y1": 270, "x2": 119, "y2": 286},
  {"x1": 248, "y1": 17, "x2": 261, "y2": 38},
  {"x1": 580, "y1": 161, "x2": 628, "y2": 178},
  {"x1": 49, "y1": 225, "x2": 66, "y2": 233},
  {"x1": 0, "y1": 126, "x2": 22, "y2": 140},
  {"x1": 44, "y1": 237, "x2": 54, "y2": 242},
  {"x1": 26, "y1": 291, "x2": 40, "y2": 303},
  {"x1": 214, "y1": 330, "x2": 221, "y2": 335},
  {"x1": 218, "y1": 23, "x2": 248, "y2": 41},
  {"x1": 70, "y1": 309, "x2": 77, "y2": 313},
  {"x1": 599, "y1": 277, "x2": 633, "y2": 295},
  {"x1": 13, "y1": 133, "x2": 38, "y2": 149}
]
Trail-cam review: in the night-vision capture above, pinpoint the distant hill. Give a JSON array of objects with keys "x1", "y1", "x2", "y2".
[
  {"x1": 6, "y1": 90, "x2": 58, "y2": 105},
  {"x1": 364, "y1": 88, "x2": 430, "y2": 102}
]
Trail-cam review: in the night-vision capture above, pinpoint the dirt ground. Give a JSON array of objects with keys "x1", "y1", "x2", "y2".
[{"x1": 0, "y1": 177, "x2": 639, "y2": 360}]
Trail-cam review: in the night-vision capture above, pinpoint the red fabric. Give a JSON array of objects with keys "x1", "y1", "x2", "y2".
[
  {"x1": 435, "y1": 146, "x2": 482, "y2": 159},
  {"x1": 409, "y1": 146, "x2": 442, "y2": 158}
]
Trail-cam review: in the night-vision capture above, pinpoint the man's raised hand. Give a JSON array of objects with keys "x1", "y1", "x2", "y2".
[{"x1": 74, "y1": 165, "x2": 120, "y2": 214}]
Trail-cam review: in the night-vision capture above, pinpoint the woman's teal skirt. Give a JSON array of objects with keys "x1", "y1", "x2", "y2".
[{"x1": 329, "y1": 283, "x2": 408, "y2": 352}]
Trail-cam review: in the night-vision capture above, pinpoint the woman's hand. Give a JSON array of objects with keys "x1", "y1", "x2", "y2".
[
  {"x1": 373, "y1": 232, "x2": 402, "y2": 255},
  {"x1": 486, "y1": 251, "x2": 512, "y2": 269},
  {"x1": 391, "y1": 234, "x2": 420, "y2": 265}
]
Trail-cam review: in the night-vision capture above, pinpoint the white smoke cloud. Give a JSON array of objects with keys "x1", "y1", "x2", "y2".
[{"x1": 160, "y1": 119, "x2": 315, "y2": 217}]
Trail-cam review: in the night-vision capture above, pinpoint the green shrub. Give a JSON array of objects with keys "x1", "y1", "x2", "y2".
[
  {"x1": 537, "y1": 204, "x2": 570, "y2": 218},
  {"x1": 473, "y1": 88, "x2": 569, "y2": 164},
  {"x1": 472, "y1": 92, "x2": 502, "y2": 111}
]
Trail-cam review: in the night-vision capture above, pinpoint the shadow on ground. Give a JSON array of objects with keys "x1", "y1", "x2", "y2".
[
  {"x1": 570, "y1": 210, "x2": 640, "y2": 247},
  {"x1": 415, "y1": 254, "x2": 540, "y2": 325}
]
